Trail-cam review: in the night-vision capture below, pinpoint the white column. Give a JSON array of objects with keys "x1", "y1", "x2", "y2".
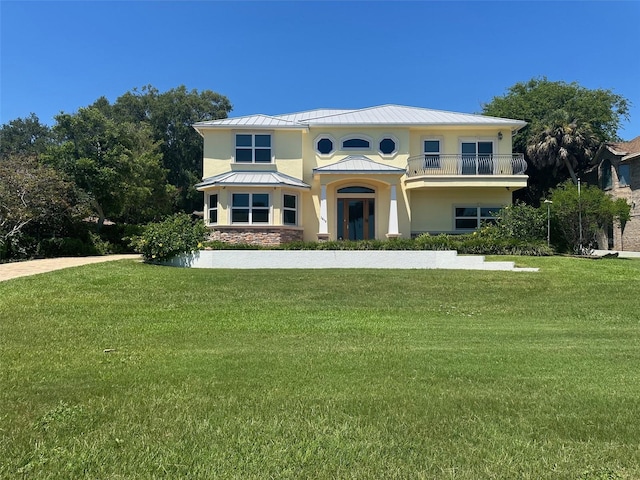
[
  {"x1": 319, "y1": 184, "x2": 328, "y2": 236},
  {"x1": 387, "y1": 184, "x2": 400, "y2": 238}
]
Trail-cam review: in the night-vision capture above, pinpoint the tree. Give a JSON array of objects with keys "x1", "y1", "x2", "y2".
[
  {"x1": 526, "y1": 111, "x2": 599, "y2": 184},
  {"x1": 113, "y1": 85, "x2": 232, "y2": 212},
  {"x1": 0, "y1": 154, "x2": 85, "y2": 259},
  {"x1": 548, "y1": 180, "x2": 630, "y2": 253},
  {"x1": 483, "y1": 77, "x2": 630, "y2": 201},
  {"x1": 0, "y1": 114, "x2": 55, "y2": 159},
  {"x1": 45, "y1": 101, "x2": 175, "y2": 228}
]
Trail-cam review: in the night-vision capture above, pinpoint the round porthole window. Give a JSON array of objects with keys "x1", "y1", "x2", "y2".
[
  {"x1": 379, "y1": 138, "x2": 397, "y2": 155},
  {"x1": 317, "y1": 137, "x2": 334, "y2": 155}
]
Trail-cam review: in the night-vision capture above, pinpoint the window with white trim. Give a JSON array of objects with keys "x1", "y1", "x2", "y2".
[
  {"x1": 283, "y1": 194, "x2": 298, "y2": 225},
  {"x1": 341, "y1": 135, "x2": 371, "y2": 150},
  {"x1": 235, "y1": 133, "x2": 272, "y2": 163},
  {"x1": 423, "y1": 139, "x2": 441, "y2": 168},
  {"x1": 378, "y1": 137, "x2": 397, "y2": 156},
  {"x1": 231, "y1": 193, "x2": 270, "y2": 224},
  {"x1": 208, "y1": 193, "x2": 218, "y2": 224},
  {"x1": 455, "y1": 206, "x2": 500, "y2": 230},
  {"x1": 316, "y1": 136, "x2": 335, "y2": 155}
]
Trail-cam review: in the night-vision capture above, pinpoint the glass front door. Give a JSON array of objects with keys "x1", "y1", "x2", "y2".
[{"x1": 337, "y1": 198, "x2": 375, "y2": 240}]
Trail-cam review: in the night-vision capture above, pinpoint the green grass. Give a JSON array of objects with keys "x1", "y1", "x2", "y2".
[{"x1": 1, "y1": 257, "x2": 639, "y2": 479}]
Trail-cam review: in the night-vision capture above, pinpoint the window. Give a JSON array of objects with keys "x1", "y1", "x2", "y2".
[
  {"x1": 461, "y1": 141, "x2": 493, "y2": 174},
  {"x1": 338, "y1": 186, "x2": 375, "y2": 194},
  {"x1": 423, "y1": 139, "x2": 441, "y2": 168},
  {"x1": 341, "y1": 136, "x2": 371, "y2": 150},
  {"x1": 316, "y1": 137, "x2": 334, "y2": 155},
  {"x1": 235, "y1": 133, "x2": 272, "y2": 163},
  {"x1": 601, "y1": 160, "x2": 613, "y2": 190},
  {"x1": 379, "y1": 137, "x2": 397, "y2": 155},
  {"x1": 232, "y1": 193, "x2": 270, "y2": 224},
  {"x1": 283, "y1": 194, "x2": 298, "y2": 225},
  {"x1": 455, "y1": 206, "x2": 500, "y2": 230},
  {"x1": 618, "y1": 164, "x2": 630, "y2": 187},
  {"x1": 208, "y1": 193, "x2": 218, "y2": 224}
]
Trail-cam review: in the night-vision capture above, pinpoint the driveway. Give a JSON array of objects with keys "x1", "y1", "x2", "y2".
[{"x1": 0, "y1": 254, "x2": 141, "y2": 282}]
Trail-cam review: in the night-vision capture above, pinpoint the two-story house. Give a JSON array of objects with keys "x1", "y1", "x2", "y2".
[
  {"x1": 193, "y1": 105, "x2": 527, "y2": 245},
  {"x1": 592, "y1": 136, "x2": 640, "y2": 251}
]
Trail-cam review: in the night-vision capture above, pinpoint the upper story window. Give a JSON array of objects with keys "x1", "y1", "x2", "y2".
[
  {"x1": 618, "y1": 164, "x2": 630, "y2": 187},
  {"x1": 315, "y1": 135, "x2": 335, "y2": 155},
  {"x1": 461, "y1": 140, "x2": 494, "y2": 175},
  {"x1": 235, "y1": 133, "x2": 272, "y2": 163},
  {"x1": 423, "y1": 139, "x2": 441, "y2": 168},
  {"x1": 341, "y1": 135, "x2": 371, "y2": 150},
  {"x1": 601, "y1": 159, "x2": 613, "y2": 190},
  {"x1": 378, "y1": 136, "x2": 398, "y2": 156}
]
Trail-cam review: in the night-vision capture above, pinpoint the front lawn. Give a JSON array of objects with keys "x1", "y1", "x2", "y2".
[{"x1": 1, "y1": 257, "x2": 639, "y2": 478}]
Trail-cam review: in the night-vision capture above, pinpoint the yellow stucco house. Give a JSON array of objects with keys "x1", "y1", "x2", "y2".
[{"x1": 193, "y1": 105, "x2": 527, "y2": 245}]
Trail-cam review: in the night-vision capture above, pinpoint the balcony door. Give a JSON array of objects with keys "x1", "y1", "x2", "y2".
[{"x1": 461, "y1": 141, "x2": 493, "y2": 175}]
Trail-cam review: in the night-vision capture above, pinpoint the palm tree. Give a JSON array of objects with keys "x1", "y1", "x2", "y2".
[{"x1": 526, "y1": 110, "x2": 599, "y2": 185}]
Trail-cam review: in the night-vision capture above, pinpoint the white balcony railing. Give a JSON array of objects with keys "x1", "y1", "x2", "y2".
[{"x1": 406, "y1": 154, "x2": 527, "y2": 177}]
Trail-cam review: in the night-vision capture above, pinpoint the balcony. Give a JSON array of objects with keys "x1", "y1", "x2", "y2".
[{"x1": 406, "y1": 154, "x2": 527, "y2": 178}]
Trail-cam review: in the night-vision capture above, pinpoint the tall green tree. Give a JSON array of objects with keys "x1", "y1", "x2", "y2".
[
  {"x1": 46, "y1": 101, "x2": 175, "y2": 228},
  {"x1": 0, "y1": 113, "x2": 55, "y2": 159},
  {"x1": 483, "y1": 77, "x2": 630, "y2": 202},
  {"x1": 113, "y1": 85, "x2": 232, "y2": 212}
]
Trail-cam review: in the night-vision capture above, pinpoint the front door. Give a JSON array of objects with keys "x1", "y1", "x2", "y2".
[{"x1": 337, "y1": 198, "x2": 375, "y2": 240}]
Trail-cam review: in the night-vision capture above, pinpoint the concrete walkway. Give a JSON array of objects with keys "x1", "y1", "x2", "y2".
[{"x1": 0, "y1": 254, "x2": 141, "y2": 282}]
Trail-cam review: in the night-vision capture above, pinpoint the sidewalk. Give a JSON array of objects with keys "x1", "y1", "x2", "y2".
[
  {"x1": 593, "y1": 250, "x2": 640, "y2": 259},
  {"x1": 0, "y1": 254, "x2": 141, "y2": 282}
]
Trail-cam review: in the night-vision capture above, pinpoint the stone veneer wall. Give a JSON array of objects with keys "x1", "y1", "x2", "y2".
[
  {"x1": 610, "y1": 160, "x2": 640, "y2": 251},
  {"x1": 207, "y1": 227, "x2": 303, "y2": 246}
]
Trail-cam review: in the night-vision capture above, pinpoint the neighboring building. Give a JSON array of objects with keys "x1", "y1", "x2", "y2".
[
  {"x1": 592, "y1": 136, "x2": 640, "y2": 251},
  {"x1": 193, "y1": 105, "x2": 527, "y2": 245}
]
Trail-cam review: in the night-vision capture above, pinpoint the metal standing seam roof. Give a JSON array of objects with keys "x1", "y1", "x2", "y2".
[
  {"x1": 193, "y1": 114, "x2": 307, "y2": 129},
  {"x1": 313, "y1": 155, "x2": 406, "y2": 174},
  {"x1": 195, "y1": 171, "x2": 310, "y2": 190},
  {"x1": 193, "y1": 104, "x2": 527, "y2": 130}
]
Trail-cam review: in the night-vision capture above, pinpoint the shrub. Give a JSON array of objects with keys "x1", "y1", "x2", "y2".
[
  {"x1": 480, "y1": 202, "x2": 547, "y2": 242},
  {"x1": 202, "y1": 234, "x2": 553, "y2": 256},
  {"x1": 130, "y1": 214, "x2": 207, "y2": 261}
]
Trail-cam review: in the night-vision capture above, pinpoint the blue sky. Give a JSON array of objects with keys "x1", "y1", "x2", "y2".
[{"x1": 2, "y1": 1, "x2": 639, "y2": 140}]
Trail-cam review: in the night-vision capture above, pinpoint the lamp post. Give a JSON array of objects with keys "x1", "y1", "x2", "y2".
[{"x1": 543, "y1": 200, "x2": 553, "y2": 247}]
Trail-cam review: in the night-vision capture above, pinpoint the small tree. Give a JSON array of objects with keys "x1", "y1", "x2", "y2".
[{"x1": 548, "y1": 180, "x2": 630, "y2": 253}]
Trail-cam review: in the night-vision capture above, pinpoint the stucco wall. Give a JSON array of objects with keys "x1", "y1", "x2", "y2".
[{"x1": 409, "y1": 187, "x2": 512, "y2": 233}]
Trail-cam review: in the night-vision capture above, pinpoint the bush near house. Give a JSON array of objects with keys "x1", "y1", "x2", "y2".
[{"x1": 130, "y1": 213, "x2": 206, "y2": 261}]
